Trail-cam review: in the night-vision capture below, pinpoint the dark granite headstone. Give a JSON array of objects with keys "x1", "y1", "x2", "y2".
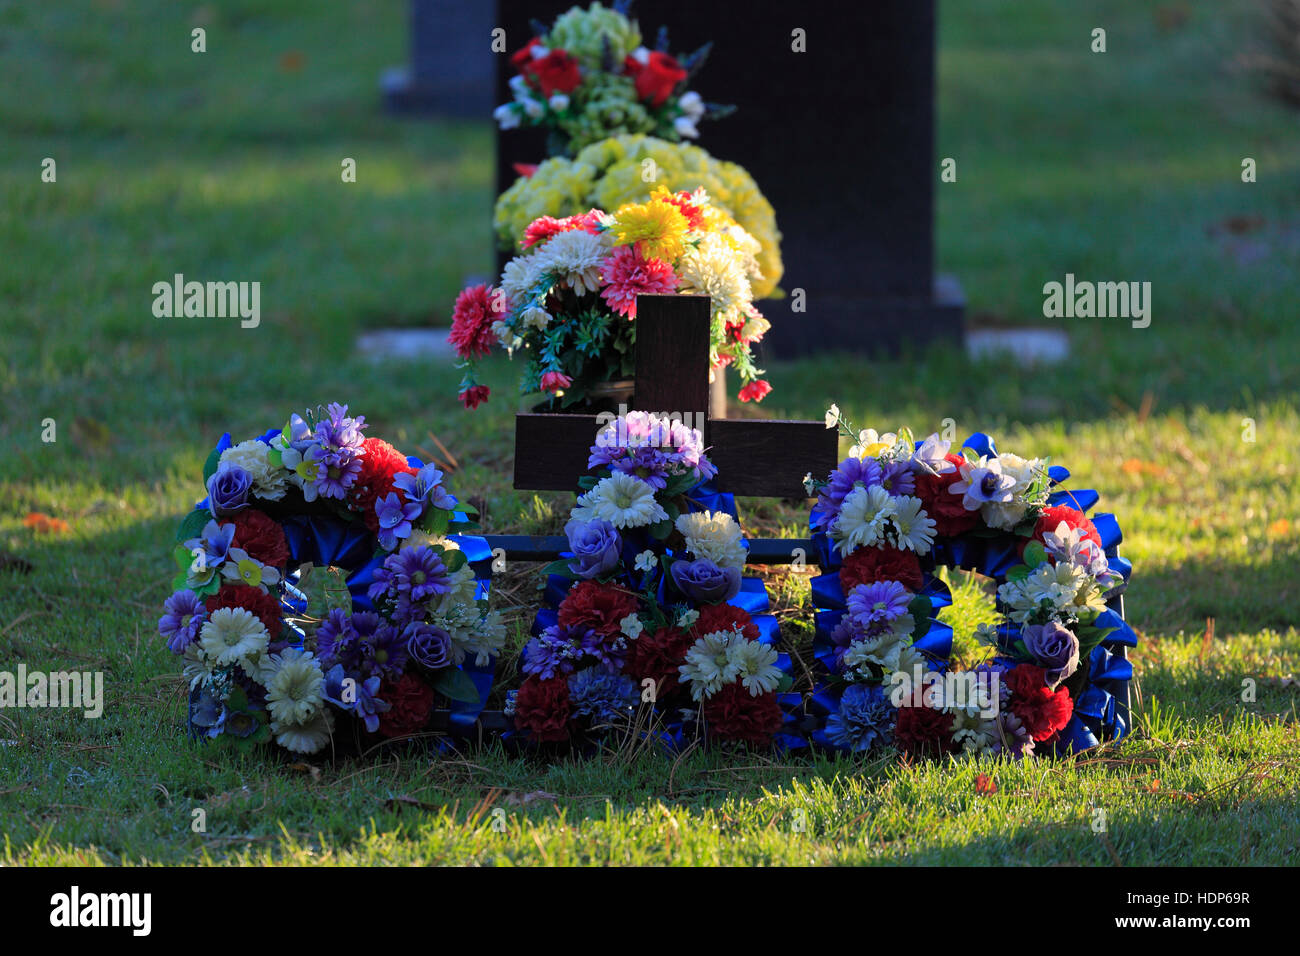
[
  {"x1": 493, "y1": 0, "x2": 963, "y2": 357},
  {"x1": 383, "y1": 0, "x2": 495, "y2": 116}
]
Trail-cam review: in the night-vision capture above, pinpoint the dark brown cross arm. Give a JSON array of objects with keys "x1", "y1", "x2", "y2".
[{"x1": 513, "y1": 294, "x2": 839, "y2": 498}]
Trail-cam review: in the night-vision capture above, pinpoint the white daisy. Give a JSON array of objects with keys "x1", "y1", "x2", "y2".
[
  {"x1": 831, "y1": 484, "x2": 896, "y2": 553},
  {"x1": 889, "y1": 495, "x2": 937, "y2": 555},
  {"x1": 198, "y1": 607, "x2": 270, "y2": 670},
  {"x1": 272, "y1": 708, "x2": 334, "y2": 755},
  {"x1": 572, "y1": 473, "x2": 667, "y2": 529},
  {"x1": 679, "y1": 629, "x2": 743, "y2": 701},
  {"x1": 264, "y1": 647, "x2": 326, "y2": 727},
  {"x1": 727, "y1": 639, "x2": 782, "y2": 696}
]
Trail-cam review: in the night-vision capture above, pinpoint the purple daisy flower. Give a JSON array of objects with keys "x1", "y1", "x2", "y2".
[
  {"x1": 813, "y1": 457, "x2": 883, "y2": 529},
  {"x1": 365, "y1": 622, "x2": 409, "y2": 679},
  {"x1": 878, "y1": 460, "x2": 916, "y2": 497},
  {"x1": 521, "y1": 625, "x2": 587, "y2": 679},
  {"x1": 367, "y1": 547, "x2": 451, "y2": 625},
  {"x1": 846, "y1": 580, "x2": 913, "y2": 634},
  {"x1": 159, "y1": 590, "x2": 207, "y2": 653}
]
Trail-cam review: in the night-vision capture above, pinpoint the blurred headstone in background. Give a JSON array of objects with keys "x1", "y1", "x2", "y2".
[
  {"x1": 493, "y1": 0, "x2": 964, "y2": 357},
  {"x1": 383, "y1": 0, "x2": 495, "y2": 116}
]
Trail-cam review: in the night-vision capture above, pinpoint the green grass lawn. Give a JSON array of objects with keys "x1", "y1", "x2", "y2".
[{"x1": 1, "y1": 0, "x2": 1298, "y2": 865}]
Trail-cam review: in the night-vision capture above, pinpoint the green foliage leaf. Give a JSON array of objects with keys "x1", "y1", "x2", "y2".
[
  {"x1": 1023, "y1": 541, "x2": 1048, "y2": 568},
  {"x1": 202, "y1": 445, "x2": 222, "y2": 483},
  {"x1": 443, "y1": 548, "x2": 468, "y2": 574},
  {"x1": 649, "y1": 518, "x2": 673, "y2": 540},
  {"x1": 175, "y1": 508, "x2": 213, "y2": 543},
  {"x1": 1005, "y1": 564, "x2": 1032, "y2": 582},
  {"x1": 541, "y1": 558, "x2": 577, "y2": 579},
  {"x1": 432, "y1": 667, "x2": 482, "y2": 704}
]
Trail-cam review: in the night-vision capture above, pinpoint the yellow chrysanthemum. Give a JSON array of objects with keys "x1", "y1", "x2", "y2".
[{"x1": 610, "y1": 197, "x2": 690, "y2": 262}]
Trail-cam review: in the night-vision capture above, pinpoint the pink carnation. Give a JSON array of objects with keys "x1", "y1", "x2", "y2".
[
  {"x1": 540, "y1": 371, "x2": 572, "y2": 393},
  {"x1": 522, "y1": 210, "x2": 603, "y2": 250},
  {"x1": 448, "y1": 285, "x2": 502, "y2": 360},
  {"x1": 599, "y1": 246, "x2": 678, "y2": 319}
]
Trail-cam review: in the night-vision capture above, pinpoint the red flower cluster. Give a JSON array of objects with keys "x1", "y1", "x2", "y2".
[
  {"x1": 510, "y1": 37, "x2": 544, "y2": 70},
  {"x1": 1006, "y1": 665, "x2": 1073, "y2": 741},
  {"x1": 626, "y1": 625, "x2": 692, "y2": 697},
  {"x1": 205, "y1": 584, "x2": 282, "y2": 639},
  {"x1": 557, "y1": 581, "x2": 638, "y2": 636},
  {"x1": 459, "y1": 385, "x2": 490, "y2": 410},
  {"x1": 521, "y1": 210, "x2": 601, "y2": 249},
  {"x1": 702, "y1": 682, "x2": 784, "y2": 746},
  {"x1": 449, "y1": 284, "x2": 502, "y2": 361},
  {"x1": 738, "y1": 379, "x2": 772, "y2": 403},
  {"x1": 623, "y1": 51, "x2": 687, "y2": 106},
  {"x1": 347, "y1": 437, "x2": 416, "y2": 533},
  {"x1": 512, "y1": 676, "x2": 571, "y2": 742},
  {"x1": 523, "y1": 48, "x2": 582, "y2": 96},
  {"x1": 839, "y1": 546, "x2": 924, "y2": 594},
  {"x1": 913, "y1": 453, "x2": 980, "y2": 537},
  {"x1": 540, "y1": 371, "x2": 573, "y2": 394},
  {"x1": 1033, "y1": 506, "x2": 1102, "y2": 549},
  {"x1": 692, "y1": 604, "x2": 759, "y2": 642},
  {"x1": 894, "y1": 703, "x2": 958, "y2": 759},
  {"x1": 377, "y1": 673, "x2": 435, "y2": 738},
  {"x1": 226, "y1": 509, "x2": 288, "y2": 568}
]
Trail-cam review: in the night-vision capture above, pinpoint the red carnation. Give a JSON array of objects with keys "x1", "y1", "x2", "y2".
[
  {"x1": 523, "y1": 48, "x2": 582, "y2": 96},
  {"x1": 557, "y1": 580, "x2": 639, "y2": 637},
  {"x1": 624, "y1": 50, "x2": 687, "y2": 107},
  {"x1": 205, "y1": 584, "x2": 282, "y2": 639},
  {"x1": 449, "y1": 284, "x2": 502, "y2": 361},
  {"x1": 347, "y1": 437, "x2": 416, "y2": 533},
  {"x1": 692, "y1": 603, "x2": 759, "y2": 642},
  {"x1": 738, "y1": 379, "x2": 772, "y2": 403},
  {"x1": 894, "y1": 703, "x2": 958, "y2": 759},
  {"x1": 376, "y1": 673, "x2": 435, "y2": 738},
  {"x1": 1006, "y1": 664, "x2": 1074, "y2": 741},
  {"x1": 626, "y1": 625, "x2": 692, "y2": 698},
  {"x1": 702, "y1": 682, "x2": 784, "y2": 746},
  {"x1": 839, "y1": 546, "x2": 924, "y2": 594},
  {"x1": 226, "y1": 509, "x2": 288, "y2": 569},
  {"x1": 1033, "y1": 505, "x2": 1102, "y2": 549},
  {"x1": 459, "y1": 385, "x2": 491, "y2": 410},
  {"x1": 913, "y1": 453, "x2": 980, "y2": 537},
  {"x1": 513, "y1": 675, "x2": 571, "y2": 742}
]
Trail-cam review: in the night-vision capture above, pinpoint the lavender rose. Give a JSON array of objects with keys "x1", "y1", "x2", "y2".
[
  {"x1": 564, "y1": 518, "x2": 622, "y2": 579},
  {"x1": 670, "y1": 558, "x2": 742, "y2": 604},
  {"x1": 1021, "y1": 622, "x2": 1080, "y2": 687},
  {"x1": 206, "y1": 464, "x2": 252, "y2": 516},
  {"x1": 405, "y1": 622, "x2": 454, "y2": 670}
]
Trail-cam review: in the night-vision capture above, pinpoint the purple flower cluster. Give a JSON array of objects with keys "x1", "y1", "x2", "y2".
[
  {"x1": 323, "y1": 663, "x2": 389, "y2": 733},
  {"x1": 587, "y1": 412, "x2": 717, "y2": 487},
  {"x1": 825, "y1": 683, "x2": 897, "y2": 752},
  {"x1": 366, "y1": 547, "x2": 451, "y2": 625},
  {"x1": 522, "y1": 622, "x2": 626, "y2": 679},
  {"x1": 813, "y1": 455, "x2": 920, "y2": 530},
  {"x1": 315, "y1": 608, "x2": 408, "y2": 679},
  {"x1": 304, "y1": 403, "x2": 368, "y2": 500},
  {"x1": 845, "y1": 581, "x2": 913, "y2": 636},
  {"x1": 158, "y1": 589, "x2": 207, "y2": 653}
]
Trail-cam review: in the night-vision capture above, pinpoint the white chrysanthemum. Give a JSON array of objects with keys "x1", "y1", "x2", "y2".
[
  {"x1": 220, "y1": 439, "x2": 288, "y2": 501},
  {"x1": 182, "y1": 641, "x2": 211, "y2": 688},
  {"x1": 831, "y1": 484, "x2": 896, "y2": 553},
  {"x1": 520, "y1": 305, "x2": 552, "y2": 330},
  {"x1": 842, "y1": 621, "x2": 916, "y2": 678},
  {"x1": 572, "y1": 472, "x2": 668, "y2": 529},
  {"x1": 981, "y1": 453, "x2": 1044, "y2": 530},
  {"x1": 889, "y1": 495, "x2": 937, "y2": 555},
  {"x1": 403, "y1": 530, "x2": 460, "y2": 553},
  {"x1": 677, "y1": 233, "x2": 752, "y2": 322},
  {"x1": 499, "y1": 254, "x2": 548, "y2": 304},
  {"x1": 951, "y1": 711, "x2": 997, "y2": 756},
  {"x1": 264, "y1": 647, "x2": 326, "y2": 726},
  {"x1": 198, "y1": 607, "x2": 270, "y2": 670},
  {"x1": 997, "y1": 562, "x2": 1087, "y2": 623},
  {"x1": 531, "y1": 229, "x2": 608, "y2": 296},
  {"x1": 679, "y1": 629, "x2": 743, "y2": 701},
  {"x1": 727, "y1": 639, "x2": 782, "y2": 697},
  {"x1": 675, "y1": 510, "x2": 747, "y2": 570},
  {"x1": 272, "y1": 707, "x2": 334, "y2": 755}
]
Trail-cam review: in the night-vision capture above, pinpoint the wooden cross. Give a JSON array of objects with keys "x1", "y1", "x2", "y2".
[{"x1": 513, "y1": 294, "x2": 839, "y2": 499}]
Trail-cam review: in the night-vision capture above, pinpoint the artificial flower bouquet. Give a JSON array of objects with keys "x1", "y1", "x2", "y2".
[
  {"x1": 804, "y1": 408, "x2": 1135, "y2": 759},
  {"x1": 496, "y1": 1, "x2": 732, "y2": 156},
  {"x1": 495, "y1": 134, "x2": 782, "y2": 298},
  {"x1": 452, "y1": 186, "x2": 773, "y2": 410},
  {"x1": 505, "y1": 411, "x2": 792, "y2": 748},
  {"x1": 159, "y1": 403, "x2": 506, "y2": 756}
]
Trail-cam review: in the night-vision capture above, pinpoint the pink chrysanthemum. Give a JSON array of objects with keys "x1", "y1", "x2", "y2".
[
  {"x1": 599, "y1": 246, "x2": 678, "y2": 319},
  {"x1": 448, "y1": 285, "x2": 501, "y2": 360},
  {"x1": 522, "y1": 210, "x2": 602, "y2": 250}
]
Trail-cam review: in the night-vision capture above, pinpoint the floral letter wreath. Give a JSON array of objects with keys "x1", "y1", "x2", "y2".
[
  {"x1": 158, "y1": 403, "x2": 505, "y2": 756},
  {"x1": 802, "y1": 412, "x2": 1135, "y2": 760},
  {"x1": 506, "y1": 410, "x2": 797, "y2": 749}
]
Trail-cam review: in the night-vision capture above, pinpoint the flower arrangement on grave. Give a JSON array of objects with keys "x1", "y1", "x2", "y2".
[
  {"x1": 451, "y1": 186, "x2": 773, "y2": 411},
  {"x1": 505, "y1": 411, "x2": 793, "y2": 748},
  {"x1": 495, "y1": 134, "x2": 782, "y2": 298},
  {"x1": 801, "y1": 407, "x2": 1135, "y2": 759},
  {"x1": 158, "y1": 404, "x2": 506, "y2": 756},
  {"x1": 495, "y1": 1, "x2": 733, "y2": 156}
]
